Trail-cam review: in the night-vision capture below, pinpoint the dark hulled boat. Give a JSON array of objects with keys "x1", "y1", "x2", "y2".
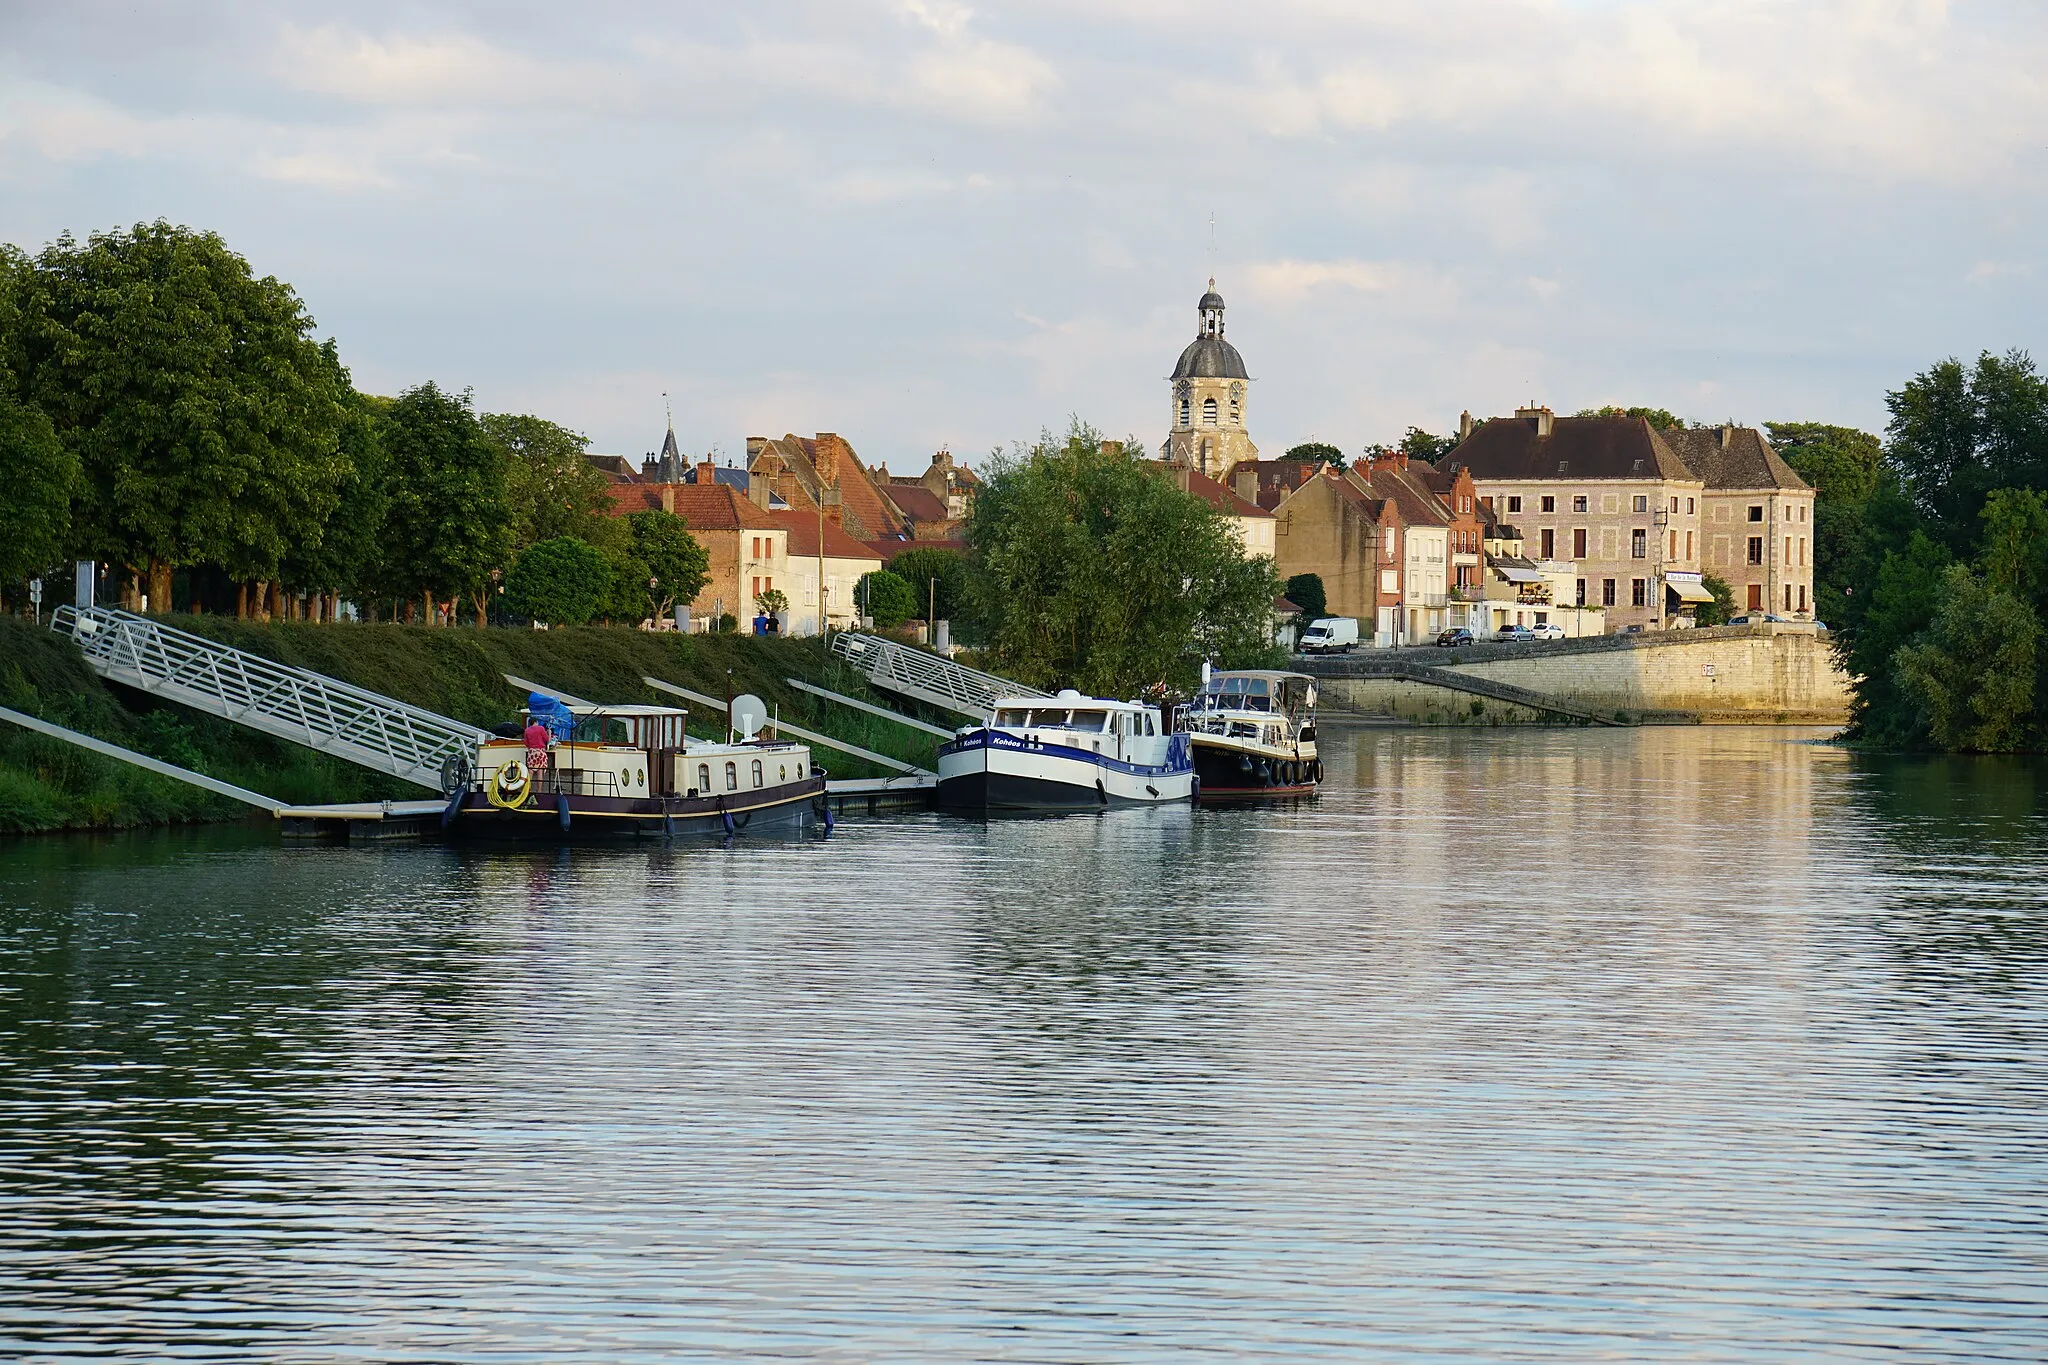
[{"x1": 1183, "y1": 670, "x2": 1320, "y2": 801}]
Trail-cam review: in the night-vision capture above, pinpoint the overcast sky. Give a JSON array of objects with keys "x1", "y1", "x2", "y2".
[{"x1": 4, "y1": 1, "x2": 2045, "y2": 469}]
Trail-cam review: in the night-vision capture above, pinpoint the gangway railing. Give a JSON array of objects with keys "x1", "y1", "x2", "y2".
[
  {"x1": 51, "y1": 606, "x2": 486, "y2": 790},
  {"x1": 828, "y1": 632, "x2": 1049, "y2": 718}
]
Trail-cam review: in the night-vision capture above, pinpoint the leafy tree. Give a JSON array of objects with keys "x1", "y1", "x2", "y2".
[
  {"x1": 1696, "y1": 573, "x2": 1736, "y2": 627},
  {"x1": 1576, "y1": 405, "x2": 1685, "y2": 431},
  {"x1": 485, "y1": 412, "x2": 623, "y2": 554},
  {"x1": 1285, "y1": 441, "x2": 1345, "y2": 470},
  {"x1": 1767, "y1": 421, "x2": 1884, "y2": 627},
  {"x1": 966, "y1": 420, "x2": 1281, "y2": 695},
  {"x1": 12, "y1": 222, "x2": 349, "y2": 609},
  {"x1": 889, "y1": 546, "x2": 970, "y2": 625},
  {"x1": 281, "y1": 363, "x2": 389, "y2": 610},
  {"x1": 1767, "y1": 422, "x2": 1881, "y2": 504},
  {"x1": 381, "y1": 382, "x2": 510, "y2": 623},
  {"x1": 1842, "y1": 532, "x2": 1952, "y2": 746},
  {"x1": 504, "y1": 536, "x2": 608, "y2": 626},
  {"x1": 1886, "y1": 350, "x2": 2048, "y2": 555},
  {"x1": 1398, "y1": 427, "x2": 1457, "y2": 463},
  {"x1": 625, "y1": 509, "x2": 709, "y2": 619},
  {"x1": 756, "y1": 587, "x2": 790, "y2": 626},
  {"x1": 0, "y1": 250, "x2": 77, "y2": 599},
  {"x1": 1894, "y1": 564, "x2": 2039, "y2": 752},
  {"x1": 858, "y1": 570, "x2": 917, "y2": 629},
  {"x1": 1284, "y1": 572, "x2": 1327, "y2": 621}
]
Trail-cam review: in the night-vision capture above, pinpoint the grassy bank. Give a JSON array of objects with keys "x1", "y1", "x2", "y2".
[{"x1": 0, "y1": 617, "x2": 951, "y2": 835}]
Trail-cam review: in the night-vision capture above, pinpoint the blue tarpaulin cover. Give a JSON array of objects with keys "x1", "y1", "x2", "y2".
[{"x1": 526, "y1": 692, "x2": 576, "y2": 741}]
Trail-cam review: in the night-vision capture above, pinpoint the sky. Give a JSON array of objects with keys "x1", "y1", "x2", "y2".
[{"x1": 4, "y1": 0, "x2": 2046, "y2": 471}]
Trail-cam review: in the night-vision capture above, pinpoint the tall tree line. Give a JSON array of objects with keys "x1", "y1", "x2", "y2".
[{"x1": 0, "y1": 221, "x2": 702, "y2": 625}]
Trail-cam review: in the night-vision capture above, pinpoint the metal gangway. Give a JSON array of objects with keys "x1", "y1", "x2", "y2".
[
  {"x1": 828, "y1": 632, "x2": 1048, "y2": 718},
  {"x1": 51, "y1": 606, "x2": 485, "y2": 791}
]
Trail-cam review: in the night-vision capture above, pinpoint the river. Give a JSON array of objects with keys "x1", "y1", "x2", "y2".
[{"x1": 2, "y1": 725, "x2": 2044, "y2": 1362}]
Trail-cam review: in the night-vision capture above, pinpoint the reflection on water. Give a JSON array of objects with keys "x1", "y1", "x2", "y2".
[{"x1": 2, "y1": 726, "x2": 2045, "y2": 1362}]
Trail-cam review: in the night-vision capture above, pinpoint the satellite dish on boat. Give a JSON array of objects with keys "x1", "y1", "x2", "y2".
[{"x1": 730, "y1": 693, "x2": 768, "y2": 740}]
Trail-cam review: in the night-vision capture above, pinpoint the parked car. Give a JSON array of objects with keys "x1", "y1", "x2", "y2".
[
  {"x1": 1495, "y1": 624, "x2": 1536, "y2": 643},
  {"x1": 1435, "y1": 627, "x2": 1476, "y2": 647},
  {"x1": 1726, "y1": 614, "x2": 1788, "y2": 625},
  {"x1": 1530, "y1": 623, "x2": 1567, "y2": 640},
  {"x1": 1298, "y1": 617, "x2": 1360, "y2": 654}
]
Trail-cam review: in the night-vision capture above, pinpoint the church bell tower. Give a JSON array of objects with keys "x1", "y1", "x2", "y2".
[{"x1": 1163, "y1": 279, "x2": 1258, "y2": 480}]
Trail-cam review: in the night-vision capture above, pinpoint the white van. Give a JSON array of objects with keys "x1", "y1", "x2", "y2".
[{"x1": 1297, "y1": 617, "x2": 1359, "y2": 654}]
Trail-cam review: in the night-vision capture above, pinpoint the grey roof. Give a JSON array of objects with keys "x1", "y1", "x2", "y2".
[
  {"x1": 1660, "y1": 426, "x2": 1812, "y2": 493},
  {"x1": 659, "y1": 424, "x2": 681, "y2": 462},
  {"x1": 1198, "y1": 288, "x2": 1226, "y2": 312},
  {"x1": 1172, "y1": 335, "x2": 1249, "y2": 379},
  {"x1": 1443, "y1": 415, "x2": 1697, "y2": 483}
]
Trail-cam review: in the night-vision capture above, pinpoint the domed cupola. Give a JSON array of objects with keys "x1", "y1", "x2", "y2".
[{"x1": 1172, "y1": 279, "x2": 1249, "y2": 380}]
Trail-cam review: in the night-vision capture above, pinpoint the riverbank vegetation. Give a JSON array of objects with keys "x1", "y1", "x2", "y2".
[{"x1": 0, "y1": 618, "x2": 949, "y2": 833}]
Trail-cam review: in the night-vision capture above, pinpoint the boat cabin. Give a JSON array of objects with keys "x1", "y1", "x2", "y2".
[
  {"x1": 980, "y1": 690, "x2": 1170, "y2": 764},
  {"x1": 1185, "y1": 671, "x2": 1317, "y2": 742}
]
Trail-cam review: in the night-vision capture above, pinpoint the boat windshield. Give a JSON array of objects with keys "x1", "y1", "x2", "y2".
[
  {"x1": 992, "y1": 707, "x2": 1112, "y2": 732},
  {"x1": 1200, "y1": 676, "x2": 1272, "y2": 712},
  {"x1": 571, "y1": 716, "x2": 632, "y2": 744}
]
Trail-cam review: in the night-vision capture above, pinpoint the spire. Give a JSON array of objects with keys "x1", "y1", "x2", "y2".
[{"x1": 658, "y1": 392, "x2": 681, "y2": 479}]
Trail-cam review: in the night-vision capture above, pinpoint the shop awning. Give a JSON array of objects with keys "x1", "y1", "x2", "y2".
[
  {"x1": 1666, "y1": 576, "x2": 1716, "y2": 604},
  {"x1": 1495, "y1": 565, "x2": 1545, "y2": 584}
]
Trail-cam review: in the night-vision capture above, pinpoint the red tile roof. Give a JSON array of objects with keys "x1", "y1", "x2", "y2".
[
  {"x1": 1184, "y1": 468, "x2": 1274, "y2": 519},
  {"x1": 767, "y1": 510, "x2": 885, "y2": 561},
  {"x1": 607, "y1": 482, "x2": 780, "y2": 530},
  {"x1": 879, "y1": 483, "x2": 949, "y2": 523}
]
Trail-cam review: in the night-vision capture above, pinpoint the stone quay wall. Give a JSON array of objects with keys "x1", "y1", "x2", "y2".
[{"x1": 1303, "y1": 625, "x2": 1851, "y2": 723}]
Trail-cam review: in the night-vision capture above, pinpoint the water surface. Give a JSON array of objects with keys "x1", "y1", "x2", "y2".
[{"x1": 2, "y1": 725, "x2": 2044, "y2": 1361}]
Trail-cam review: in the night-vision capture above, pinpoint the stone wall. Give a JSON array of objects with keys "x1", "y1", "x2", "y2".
[{"x1": 1308, "y1": 626, "x2": 1851, "y2": 722}]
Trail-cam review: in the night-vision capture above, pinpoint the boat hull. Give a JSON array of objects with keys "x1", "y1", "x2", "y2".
[
  {"x1": 937, "y1": 730, "x2": 1192, "y2": 813},
  {"x1": 1191, "y1": 737, "x2": 1319, "y2": 802},
  {"x1": 446, "y1": 774, "x2": 826, "y2": 839}
]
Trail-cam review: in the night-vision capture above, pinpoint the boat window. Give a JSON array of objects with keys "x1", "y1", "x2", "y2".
[
  {"x1": 779, "y1": 764, "x2": 787, "y2": 782},
  {"x1": 573, "y1": 716, "x2": 630, "y2": 744},
  {"x1": 751, "y1": 759, "x2": 763, "y2": 788},
  {"x1": 1063, "y1": 710, "x2": 1109, "y2": 732},
  {"x1": 724, "y1": 762, "x2": 737, "y2": 791},
  {"x1": 697, "y1": 763, "x2": 710, "y2": 793},
  {"x1": 995, "y1": 708, "x2": 1031, "y2": 727}
]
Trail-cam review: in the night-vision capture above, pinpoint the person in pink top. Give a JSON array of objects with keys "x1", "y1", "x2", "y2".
[{"x1": 523, "y1": 718, "x2": 549, "y2": 768}]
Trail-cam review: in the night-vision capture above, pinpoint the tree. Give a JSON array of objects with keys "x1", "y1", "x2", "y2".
[
  {"x1": 12, "y1": 222, "x2": 349, "y2": 610},
  {"x1": 1576, "y1": 405, "x2": 1685, "y2": 431},
  {"x1": 889, "y1": 546, "x2": 970, "y2": 626},
  {"x1": 858, "y1": 569, "x2": 917, "y2": 629},
  {"x1": 965, "y1": 420, "x2": 1281, "y2": 695},
  {"x1": 1285, "y1": 441, "x2": 1345, "y2": 470},
  {"x1": 1886, "y1": 350, "x2": 2048, "y2": 555},
  {"x1": 1767, "y1": 421, "x2": 1884, "y2": 628},
  {"x1": 1894, "y1": 564, "x2": 2039, "y2": 752},
  {"x1": 1398, "y1": 427, "x2": 1457, "y2": 463},
  {"x1": 1842, "y1": 532, "x2": 1952, "y2": 746},
  {"x1": 484, "y1": 412, "x2": 623, "y2": 554},
  {"x1": 625, "y1": 510, "x2": 709, "y2": 619},
  {"x1": 756, "y1": 586, "x2": 789, "y2": 626},
  {"x1": 1284, "y1": 572, "x2": 1327, "y2": 621},
  {"x1": 504, "y1": 537, "x2": 609, "y2": 626},
  {"x1": 1696, "y1": 573, "x2": 1736, "y2": 627},
  {"x1": 0, "y1": 249, "x2": 77, "y2": 598},
  {"x1": 381, "y1": 383, "x2": 510, "y2": 623}
]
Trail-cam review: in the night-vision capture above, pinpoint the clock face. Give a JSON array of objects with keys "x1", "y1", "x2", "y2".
[
  {"x1": 1231, "y1": 382, "x2": 1245, "y2": 400},
  {"x1": 1176, "y1": 381, "x2": 1192, "y2": 399}
]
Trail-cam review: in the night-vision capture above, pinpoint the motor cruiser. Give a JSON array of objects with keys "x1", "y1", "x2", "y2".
[
  {"x1": 936, "y1": 689, "x2": 1193, "y2": 812},
  {"x1": 1183, "y1": 669, "x2": 1320, "y2": 800}
]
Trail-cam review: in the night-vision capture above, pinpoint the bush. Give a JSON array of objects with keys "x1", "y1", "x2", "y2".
[
  {"x1": 1284, "y1": 573, "x2": 1327, "y2": 622},
  {"x1": 504, "y1": 537, "x2": 609, "y2": 625},
  {"x1": 859, "y1": 570, "x2": 917, "y2": 629}
]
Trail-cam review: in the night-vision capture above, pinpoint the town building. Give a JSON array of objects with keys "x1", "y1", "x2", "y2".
[
  {"x1": 1660, "y1": 425, "x2": 1817, "y2": 619},
  {"x1": 1353, "y1": 452, "x2": 1452, "y2": 644},
  {"x1": 1270, "y1": 469, "x2": 1402, "y2": 644},
  {"x1": 1162, "y1": 280, "x2": 1259, "y2": 480},
  {"x1": 1419, "y1": 460, "x2": 1489, "y2": 628},
  {"x1": 1158, "y1": 463, "x2": 1277, "y2": 559},
  {"x1": 766, "y1": 509, "x2": 883, "y2": 635},
  {"x1": 877, "y1": 449, "x2": 979, "y2": 532},
  {"x1": 746, "y1": 433, "x2": 909, "y2": 542},
  {"x1": 1227, "y1": 456, "x2": 1323, "y2": 511},
  {"x1": 1438, "y1": 408, "x2": 1708, "y2": 631},
  {"x1": 608, "y1": 465, "x2": 787, "y2": 630}
]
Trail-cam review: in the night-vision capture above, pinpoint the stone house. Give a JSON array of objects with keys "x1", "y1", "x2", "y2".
[
  {"x1": 1439, "y1": 408, "x2": 1708, "y2": 631},
  {"x1": 1270, "y1": 469, "x2": 1403, "y2": 643},
  {"x1": 1353, "y1": 452, "x2": 1453, "y2": 645},
  {"x1": 608, "y1": 468, "x2": 788, "y2": 629},
  {"x1": 1158, "y1": 463, "x2": 1277, "y2": 560},
  {"x1": 746, "y1": 433, "x2": 909, "y2": 543},
  {"x1": 1660, "y1": 426, "x2": 1817, "y2": 618},
  {"x1": 766, "y1": 509, "x2": 883, "y2": 635},
  {"x1": 1419, "y1": 461, "x2": 1489, "y2": 617},
  {"x1": 1227, "y1": 456, "x2": 1323, "y2": 511}
]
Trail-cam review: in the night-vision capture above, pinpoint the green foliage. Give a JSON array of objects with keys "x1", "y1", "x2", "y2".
[
  {"x1": 1285, "y1": 441, "x2": 1345, "y2": 470},
  {"x1": 626, "y1": 510, "x2": 710, "y2": 617},
  {"x1": 1284, "y1": 572, "x2": 1327, "y2": 622},
  {"x1": 1576, "y1": 405, "x2": 1685, "y2": 431},
  {"x1": 756, "y1": 587, "x2": 789, "y2": 623},
  {"x1": 1766, "y1": 421, "x2": 1886, "y2": 630},
  {"x1": 381, "y1": 382, "x2": 510, "y2": 610},
  {"x1": 966, "y1": 420, "x2": 1282, "y2": 695},
  {"x1": 1398, "y1": 427, "x2": 1457, "y2": 463},
  {"x1": 12, "y1": 221, "x2": 350, "y2": 585},
  {"x1": 888, "y1": 547, "x2": 970, "y2": 626},
  {"x1": 504, "y1": 537, "x2": 609, "y2": 626},
  {"x1": 1885, "y1": 350, "x2": 2048, "y2": 557},
  {"x1": 486, "y1": 412, "x2": 623, "y2": 554},
  {"x1": 1894, "y1": 564, "x2": 2040, "y2": 752},
  {"x1": 1696, "y1": 573, "x2": 1736, "y2": 627},
  {"x1": 858, "y1": 570, "x2": 917, "y2": 629},
  {"x1": 1843, "y1": 532, "x2": 1953, "y2": 747},
  {"x1": 0, "y1": 390, "x2": 75, "y2": 592}
]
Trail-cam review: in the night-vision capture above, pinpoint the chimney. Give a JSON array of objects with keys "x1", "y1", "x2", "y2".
[
  {"x1": 1390, "y1": 448, "x2": 1409, "y2": 472},
  {"x1": 1719, "y1": 423, "x2": 1735, "y2": 450},
  {"x1": 641, "y1": 455, "x2": 658, "y2": 481},
  {"x1": 697, "y1": 458, "x2": 716, "y2": 485},
  {"x1": 1458, "y1": 410, "x2": 1474, "y2": 442},
  {"x1": 660, "y1": 486, "x2": 676, "y2": 515},
  {"x1": 745, "y1": 436, "x2": 767, "y2": 459},
  {"x1": 1515, "y1": 405, "x2": 1554, "y2": 438}
]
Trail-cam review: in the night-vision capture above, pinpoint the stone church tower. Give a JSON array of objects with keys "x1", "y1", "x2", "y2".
[{"x1": 1163, "y1": 279, "x2": 1257, "y2": 479}]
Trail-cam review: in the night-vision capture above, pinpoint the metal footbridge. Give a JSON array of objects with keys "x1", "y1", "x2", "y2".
[
  {"x1": 828, "y1": 632, "x2": 1047, "y2": 718},
  {"x1": 50, "y1": 606, "x2": 485, "y2": 790}
]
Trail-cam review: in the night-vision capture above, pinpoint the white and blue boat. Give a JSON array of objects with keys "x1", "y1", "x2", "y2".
[{"x1": 936, "y1": 689, "x2": 1193, "y2": 813}]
